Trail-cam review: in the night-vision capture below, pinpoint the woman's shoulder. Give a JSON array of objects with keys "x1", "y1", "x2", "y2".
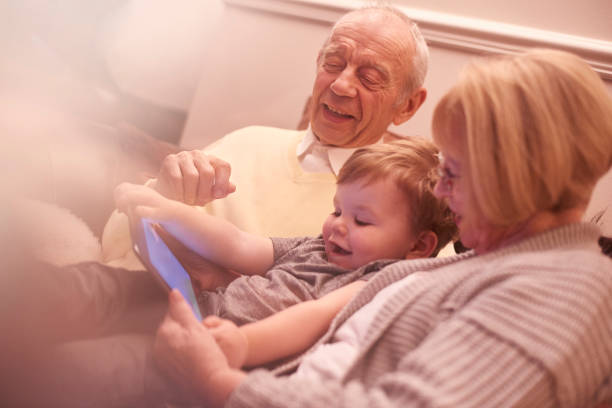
[{"x1": 441, "y1": 234, "x2": 612, "y2": 315}]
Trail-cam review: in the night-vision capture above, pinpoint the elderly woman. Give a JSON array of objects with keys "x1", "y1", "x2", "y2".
[{"x1": 153, "y1": 49, "x2": 612, "y2": 408}]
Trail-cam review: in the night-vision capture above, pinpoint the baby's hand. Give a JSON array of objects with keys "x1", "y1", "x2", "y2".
[
  {"x1": 203, "y1": 316, "x2": 248, "y2": 368},
  {"x1": 114, "y1": 183, "x2": 171, "y2": 218},
  {"x1": 114, "y1": 182, "x2": 190, "y2": 226}
]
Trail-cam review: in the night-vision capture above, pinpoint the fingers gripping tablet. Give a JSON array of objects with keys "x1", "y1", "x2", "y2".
[{"x1": 131, "y1": 217, "x2": 203, "y2": 321}]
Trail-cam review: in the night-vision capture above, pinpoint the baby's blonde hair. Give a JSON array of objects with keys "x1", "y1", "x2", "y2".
[
  {"x1": 338, "y1": 138, "x2": 457, "y2": 256},
  {"x1": 433, "y1": 49, "x2": 612, "y2": 227}
]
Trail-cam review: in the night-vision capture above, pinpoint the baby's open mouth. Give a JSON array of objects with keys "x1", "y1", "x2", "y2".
[{"x1": 330, "y1": 242, "x2": 352, "y2": 255}]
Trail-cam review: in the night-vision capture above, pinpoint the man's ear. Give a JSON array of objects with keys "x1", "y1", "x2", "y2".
[
  {"x1": 404, "y1": 230, "x2": 438, "y2": 259},
  {"x1": 392, "y1": 87, "x2": 427, "y2": 126}
]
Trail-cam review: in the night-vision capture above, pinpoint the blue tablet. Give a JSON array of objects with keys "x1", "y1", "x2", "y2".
[{"x1": 131, "y1": 217, "x2": 203, "y2": 321}]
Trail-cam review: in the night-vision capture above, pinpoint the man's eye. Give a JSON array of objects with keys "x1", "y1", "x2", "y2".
[
  {"x1": 358, "y1": 69, "x2": 384, "y2": 89},
  {"x1": 324, "y1": 63, "x2": 343, "y2": 72},
  {"x1": 361, "y1": 75, "x2": 380, "y2": 87}
]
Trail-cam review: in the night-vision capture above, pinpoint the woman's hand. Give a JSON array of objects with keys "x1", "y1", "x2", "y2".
[
  {"x1": 154, "y1": 290, "x2": 246, "y2": 407},
  {"x1": 203, "y1": 315, "x2": 249, "y2": 369}
]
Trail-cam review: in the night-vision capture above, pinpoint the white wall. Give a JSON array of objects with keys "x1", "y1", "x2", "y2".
[
  {"x1": 394, "y1": 0, "x2": 612, "y2": 40},
  {"x1": 102, "y1": 0, "x2": 225, "y2": 110},
  {"x1": 180, "y1": 4, "x2": 327, "y2": 145}
]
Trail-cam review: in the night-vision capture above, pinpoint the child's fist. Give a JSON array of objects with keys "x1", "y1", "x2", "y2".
[{"x1": 203, "y1": 316, "x2": 248, "y2": 368}]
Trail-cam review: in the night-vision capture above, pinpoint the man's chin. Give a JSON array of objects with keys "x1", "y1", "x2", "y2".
[
  {"x1": 314, "y1": 130, "x2": 353, "y2": 147},
  {"x1": 315, "y1": 127, "x2": 379, "y2": 148}
]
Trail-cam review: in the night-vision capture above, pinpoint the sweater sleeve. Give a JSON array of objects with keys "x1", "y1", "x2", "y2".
[
  {"x1": 225, "y1": 255, "x2": 612, "y2": 408},
  {"x1": 225, "y1": 324, "x2": 555, "y2": 408}
]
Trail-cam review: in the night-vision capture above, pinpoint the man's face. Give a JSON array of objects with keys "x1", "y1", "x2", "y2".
[{"x1": 310, "y1": 11, "x2": 416, "y2": 147}]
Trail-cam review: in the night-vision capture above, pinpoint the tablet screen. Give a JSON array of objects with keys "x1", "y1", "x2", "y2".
[{"x1": 132, "y1": 217, "x2": 203, "y2": 321}]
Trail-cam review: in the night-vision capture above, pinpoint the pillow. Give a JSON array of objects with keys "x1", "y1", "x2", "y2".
[{"x1": 20, "y1": 199, "x2": 102, "y2": 266}]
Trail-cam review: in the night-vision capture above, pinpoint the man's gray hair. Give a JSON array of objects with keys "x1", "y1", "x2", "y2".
[{"x1": 403, "y1": 17, "x2": 429, "y2": 94}]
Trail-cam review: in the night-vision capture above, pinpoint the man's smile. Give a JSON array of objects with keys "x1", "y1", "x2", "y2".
[{"x1": 322, "y1": 104, "x2": 355, "y2": 122}]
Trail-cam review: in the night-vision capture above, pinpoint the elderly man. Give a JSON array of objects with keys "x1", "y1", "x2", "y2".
[{"x1": 101, "y1": 5, "x2": 429, "y2": 269}]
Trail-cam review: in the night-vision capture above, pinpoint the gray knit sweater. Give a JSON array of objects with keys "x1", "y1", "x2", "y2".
[
  {"x1": 197, "y1": 236, "x2": 395, "y2": 325},
  {"x1": 227, "y1": 223, "x2": 612, "y2": 408}
]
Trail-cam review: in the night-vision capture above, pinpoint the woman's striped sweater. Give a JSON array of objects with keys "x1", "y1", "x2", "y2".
[{"x1": 227, "y1": 223, "x2": 612, "y2": 408}]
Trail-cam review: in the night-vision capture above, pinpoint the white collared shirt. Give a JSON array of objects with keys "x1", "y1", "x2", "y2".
[
  {"x1": 293, "y1": 273, "x2": 420, "y2": 382},
  {"x1": 296, "y1": 127, "x2": 360, "y2": 175}
]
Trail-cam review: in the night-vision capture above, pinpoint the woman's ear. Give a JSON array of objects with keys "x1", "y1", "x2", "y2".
[{"x1": 404, "y1": 230, "x2": 438, "y2": 259}]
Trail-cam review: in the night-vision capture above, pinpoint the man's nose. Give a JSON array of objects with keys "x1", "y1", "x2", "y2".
[{"x1": 330, "y1": 68, "x2": 358, "y2": 98}]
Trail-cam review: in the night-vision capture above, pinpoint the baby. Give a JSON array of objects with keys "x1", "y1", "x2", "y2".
[{"x1": 116, "y1": 138, "x2": 456, "y2": 329}]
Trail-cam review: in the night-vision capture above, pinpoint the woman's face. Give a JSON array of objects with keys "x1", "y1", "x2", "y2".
[{"x1": 433, "y1": 128, "x2": 502, "y2": 254}]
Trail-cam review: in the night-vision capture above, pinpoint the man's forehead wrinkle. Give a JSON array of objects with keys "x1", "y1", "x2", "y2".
[
  {"x1": 329, "y1": 23, "x2": 411, "y2": 69},
  {"x1": 322, "y1": 42, "x2": 349, "y2": 58},
  {"x1": 324, "y1": 41, "x2": 379, "y2": 63},
  {"x1": 323, "y1": 36, "x2": 403, "y2": 75},
  {"x1": 335, "y1": 11, "x2": 414, "y2": 47}
]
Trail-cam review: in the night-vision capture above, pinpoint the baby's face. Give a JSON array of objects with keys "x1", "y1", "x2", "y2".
[{"x1": 322, "y1": 178, "x2": 416, "y2": 270}]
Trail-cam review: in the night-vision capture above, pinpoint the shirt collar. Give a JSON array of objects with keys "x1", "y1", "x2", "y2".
[
  {"x1": 328, "y1": 145, "x2": 358, "y2": 175},
  {"x1": 296, "y1": 127, "x2": 316, "y2": 156},
  {"x1": 296, "y1": 127, "x2": 360, "y2": 176}
]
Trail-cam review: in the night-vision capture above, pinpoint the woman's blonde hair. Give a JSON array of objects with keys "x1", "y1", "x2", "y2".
[
  {"x1": 432, "y1": 49, "x2": 612, "y2": 227},
  {"x1": 338, "y1": 138, "x2": 457, "y2": 256}
]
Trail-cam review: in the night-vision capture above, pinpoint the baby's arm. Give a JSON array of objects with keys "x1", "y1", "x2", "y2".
[
  {"x1": 114, "y1": 183, "x2": 274, "y2": 276},
  {"x1": 206, "y1": 281, "x2": 367, "y2": 368}
]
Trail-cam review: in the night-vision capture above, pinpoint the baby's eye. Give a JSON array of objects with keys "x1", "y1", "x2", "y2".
[
  {"x1": 332, "y1": 210, "x2": 341, "y2": 217},
  {"x1": 354, "y1": 218, "x2": 371, "y2": 226}
]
